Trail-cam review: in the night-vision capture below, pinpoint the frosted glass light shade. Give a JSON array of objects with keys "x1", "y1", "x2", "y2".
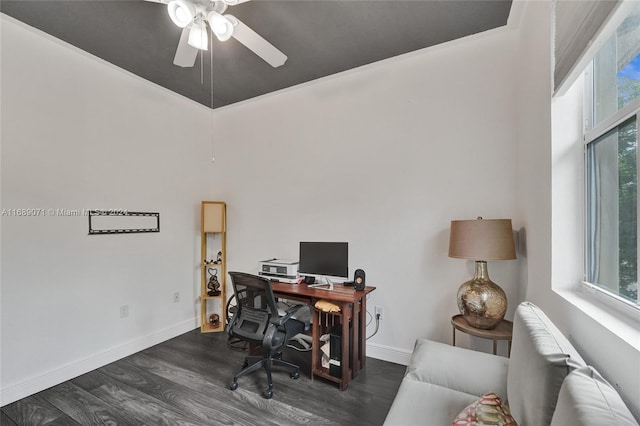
[
  {"x1": 207, "y1": 11, "x2": 234, "y2": 41},
  {"x1": 188, "y1": 21, "x2": 208, "y2": 50},
  {"x1": 168, "y1": 0, "x2": 196, "y2": 28}
]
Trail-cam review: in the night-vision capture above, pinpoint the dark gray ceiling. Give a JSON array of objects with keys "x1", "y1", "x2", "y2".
[{"x1": 1, "y1": 0, "x2": 512, "y2": 109}]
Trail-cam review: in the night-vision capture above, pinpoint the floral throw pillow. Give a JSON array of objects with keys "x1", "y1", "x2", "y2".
[{"x1": 452, "y1": 392, "x2": 518, "y2": 426}]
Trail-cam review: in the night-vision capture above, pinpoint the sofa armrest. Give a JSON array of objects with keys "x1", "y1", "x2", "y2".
[{"x1": 404, "y1": 339, "x2": 509, "y2": 399}]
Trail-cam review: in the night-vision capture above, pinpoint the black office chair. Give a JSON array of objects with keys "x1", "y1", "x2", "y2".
[{"x1": 226, "y1": 271, "x2": 310, "y2": 399}]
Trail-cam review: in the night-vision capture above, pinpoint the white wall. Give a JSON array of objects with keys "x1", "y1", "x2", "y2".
[
  {"x1": 210, "y1": 27, "x2": 521, "y2": 362},
  {"x1": 514, "y1": 1, "x2": 640, "y2": 419},
  {"x1": 1, "y1": 16, "x2": 216, "y2": 404}
]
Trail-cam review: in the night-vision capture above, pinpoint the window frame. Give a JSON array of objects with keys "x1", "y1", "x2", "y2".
[{"x1": 583, "y1": 61, "x2": 640, "y2": 311}]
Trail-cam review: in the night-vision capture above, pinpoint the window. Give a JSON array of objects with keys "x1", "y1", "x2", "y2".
[
  {"x1": 586, "y1": 118, "x2": 637, "y2": 303},
  {"x1": 584, "y1": 2, "x2": 640, "y2": 307}
]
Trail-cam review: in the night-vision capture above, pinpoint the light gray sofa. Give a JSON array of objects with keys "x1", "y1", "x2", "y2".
[{"x1": 384, "y1": 302, "x2": 639, "y2": 426}]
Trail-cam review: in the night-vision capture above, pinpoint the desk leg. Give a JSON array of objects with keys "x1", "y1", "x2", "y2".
[
  {"x1": 352, "y1": 299, "x2": 361, "y2": 378},
  {"x1": 340, "y1": 303, "x2": 352, "y2": 390},
  {"x1": 311, "y1": 308, "x2": 320, "y2": 382},
  {"x1": 452, "y1": 327, "x2": 456, "y2": 347},
  {"x1": 359, "y1": 295, "x2": 367, "y2": 370}
]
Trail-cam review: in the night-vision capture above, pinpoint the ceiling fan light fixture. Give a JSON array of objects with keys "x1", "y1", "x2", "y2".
[
  {"x1": 168, "y1": 0, "x2": 196, "y2": 28},
  {"x1": 207, "y1": 11, "x2": 234, "y2": 41},
  {"x1": 187, "y1": 19, "x2": 208, "y2": 50}
]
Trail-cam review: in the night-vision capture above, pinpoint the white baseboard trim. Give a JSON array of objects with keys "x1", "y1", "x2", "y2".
[
  {"x1": 1, "y1": 317, "x2": 198, "y2": 406},
  {"x1": 366, "y1": 342, "x2": 412, "y2": 366}
]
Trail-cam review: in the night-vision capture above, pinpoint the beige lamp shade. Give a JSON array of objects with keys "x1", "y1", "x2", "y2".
[{"x1": 448, "y1": 218, "x2": 516, "y2": 261}]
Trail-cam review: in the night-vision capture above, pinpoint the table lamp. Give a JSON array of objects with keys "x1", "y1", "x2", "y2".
[{"x1": 448, "y1": 217, "x2": 516, "y2": 329}]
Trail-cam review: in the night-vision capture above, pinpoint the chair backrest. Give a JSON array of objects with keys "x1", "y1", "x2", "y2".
[{"x1": 226, "y1": 272, "x2": 279, "y2": 344}]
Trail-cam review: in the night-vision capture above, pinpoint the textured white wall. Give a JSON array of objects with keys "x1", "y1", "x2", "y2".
[
  {"x1": 210, "y1": 27, "x2": 521, "y2": 361},
  {"x1": 1, "y1": 16, "x2": 216, "y2": 404}
]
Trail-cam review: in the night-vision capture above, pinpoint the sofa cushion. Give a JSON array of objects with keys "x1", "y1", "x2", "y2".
[
  {"x1": 551, "y1": 366, "x2": 639, "y2": 426},
  {"x1": 405, "y1": 339, "x2": 509, "y2": 400},
  {"x1": 452, "y1": 392, "x2": 518, "y2": 426},
  {"x1": 507, "y1": 302, "x2": 586, "y2": 426},
  {"x1": 384, "y1": 379, "x2": 479, "y2": 426}
]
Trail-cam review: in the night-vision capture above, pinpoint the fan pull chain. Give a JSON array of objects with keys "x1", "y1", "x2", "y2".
[
  {"x1": 200, "y1": 49, "x2": 204, "y2": 85},
  {"x1": 210, "y1": 30, "x2": 215, "y2": 163}
]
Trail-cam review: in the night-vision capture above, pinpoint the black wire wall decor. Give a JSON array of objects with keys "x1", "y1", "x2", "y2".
[{"x1": 88, "y1": 210, "x2": 160, "y2": 235}]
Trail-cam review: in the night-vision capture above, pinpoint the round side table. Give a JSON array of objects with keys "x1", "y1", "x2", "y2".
[{"x1": 451, "y1": 314, "x2": 513, "y2": 357}]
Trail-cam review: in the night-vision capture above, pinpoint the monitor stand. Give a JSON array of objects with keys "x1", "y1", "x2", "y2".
[{"x1": 308, "y1": 277, "x2": 334, "y2": 290}]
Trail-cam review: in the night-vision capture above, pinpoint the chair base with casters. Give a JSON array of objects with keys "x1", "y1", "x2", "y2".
[
  {"x1": 229, "y1": 351, "x2": 302, "y2": 399},
  {"x1": 226, "y1": 271, "x2": 311, "y2": 399}
]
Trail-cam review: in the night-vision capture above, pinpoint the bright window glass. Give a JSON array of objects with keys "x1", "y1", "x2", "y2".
[
  {"x1": 592, "y1": 2, "x2": 640, "y2": 127},
  {"x1": 586, "y1": 119, "x2": 638, "y2": 303},
  {"x1": 585, "y1": 2, "x2": 640, "y2": 307}
]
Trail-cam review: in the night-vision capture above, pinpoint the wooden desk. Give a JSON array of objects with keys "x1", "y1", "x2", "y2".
[
  {"x1": 451, "y1": 314, "x2": 513, "y2": 356},
  {"x1": 271, "y1": 282, "x2": 375, "y2": 390}
]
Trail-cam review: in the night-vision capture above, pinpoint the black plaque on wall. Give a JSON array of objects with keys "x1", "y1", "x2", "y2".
[{"x1": 88, "y1": 210, "x2": 159, "y2": 235}]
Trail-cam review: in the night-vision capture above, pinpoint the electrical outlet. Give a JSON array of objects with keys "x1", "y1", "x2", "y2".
[
  {"x1": 173, "y1": 291, "x2": 180, "y2": 303},
  {"x1": 375, "y1": 306, "x2": 383, "y2": 319},
  {"x1": 119, "y1": 304, "x2": 129, "y2": 318}
]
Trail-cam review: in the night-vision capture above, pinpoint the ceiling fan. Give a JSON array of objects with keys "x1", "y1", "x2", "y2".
[{"x1": 146, "y1": 0, "x2": 287, "y2": 68}]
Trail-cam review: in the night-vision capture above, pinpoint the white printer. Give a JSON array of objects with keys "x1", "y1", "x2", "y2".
[{"x1": 258, "y1": 259, "x2": 299, "y2": 282}]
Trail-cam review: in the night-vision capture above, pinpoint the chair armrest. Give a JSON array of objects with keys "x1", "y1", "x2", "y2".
[
  {"x1": 270, "y1": 304, "x2": 311, "y2": 328},
  {"x1": 262, "y1": 323, "x2": 277, "y2": 351},
  {"x1": 404, "y1": 339, "x2": 509, "y2": 399},
  {"x1": 270, "y1": 316, "x2": 286, "y2": 326}
]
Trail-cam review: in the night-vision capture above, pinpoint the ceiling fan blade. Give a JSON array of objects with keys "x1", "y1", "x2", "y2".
[
  {"x1": 173, "y1": 27, "x2": 198, "y2": 67},
  {"x1": 223, "y1": 0, "x2": 251, "y2": 5},
  {"x1": 143, "y1": 0, "x2": 168, "y2": 4},
  {"x1": 227, "y1": 15, "x2": 287, "y2": 68}
]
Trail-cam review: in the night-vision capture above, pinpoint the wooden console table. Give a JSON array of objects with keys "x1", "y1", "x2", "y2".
[
  {"x1": 271, "y1": 281, "x2": 376, "y2": 390},
  {"x1": 451, "y1": 314, "x2": 513, "y2": 357}
]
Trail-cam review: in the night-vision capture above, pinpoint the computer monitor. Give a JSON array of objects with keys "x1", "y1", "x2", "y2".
[{"x1": 298, "y1": 242, "x2": 348, "y2": 283}]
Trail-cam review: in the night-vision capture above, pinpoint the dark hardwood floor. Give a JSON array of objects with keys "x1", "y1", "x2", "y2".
[{"x1": 1, "y1": 329, "x2": 405, "y2": 425}]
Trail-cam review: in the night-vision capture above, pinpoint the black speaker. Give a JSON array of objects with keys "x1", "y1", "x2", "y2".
[{"x1": 354, "y1": 269, "x2": 365, "y2": 290}]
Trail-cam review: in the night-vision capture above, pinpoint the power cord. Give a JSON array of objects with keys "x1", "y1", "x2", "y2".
[{"x1": 366, "y1": 311, "x2": 381, "y2": 340}]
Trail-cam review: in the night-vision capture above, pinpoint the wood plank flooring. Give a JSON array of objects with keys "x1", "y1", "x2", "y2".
[{"x1": 1, "y1": 329, "x2": 406, "y2": 425}]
